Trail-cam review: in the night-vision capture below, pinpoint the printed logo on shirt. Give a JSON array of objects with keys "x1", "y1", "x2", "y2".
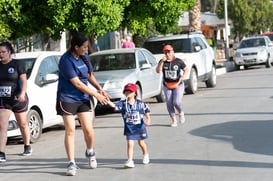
[{"x1": 8, "y1": 67, "x2": 15, "y2": 74}]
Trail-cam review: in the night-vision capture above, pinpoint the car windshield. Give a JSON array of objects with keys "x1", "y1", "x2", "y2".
[
  {"x1": 143, "y1": 38, "x2": 191, "y2": 54},
  {"x1": 14, "y1": 58, "x2": 36, "y2": 79},
  {"x1": 238, "y1": 38, "x2": 266, "y2": 49},
  {"x1": 265, "y1": 34, "x2": 273, "y2": 41},
  {"x1": 90, "y1": 53, "x2": 136, "y2": 72}
]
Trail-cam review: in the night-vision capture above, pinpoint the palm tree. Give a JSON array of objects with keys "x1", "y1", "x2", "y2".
[{"x1": 189, "y1": 0, "x2": 201, "y2": 32}]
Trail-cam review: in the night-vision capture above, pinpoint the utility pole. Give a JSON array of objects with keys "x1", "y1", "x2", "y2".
[{"x1": 224, "y1": 0, "x2": 229, "y2": 60}]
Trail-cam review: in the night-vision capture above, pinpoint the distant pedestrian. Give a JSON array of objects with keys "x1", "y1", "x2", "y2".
[
  {"x1": 93, "y1": 38, "x2": 100, "y2": 52},
  {"x1": 56, "y1": 32, "x2": 110, "y2": 176},
  {"x1": 156, "y1": 44, "x2": 189, "y2": 127},
  {"x1": 107, "y1": 83, "x2": 150, "y2": 168},
  {"x1": 0, "y1": 41, "x2": 32, "y2": 162},
  {"x1": 122, "y1": 36, "x2": 135, "y2": 48}
]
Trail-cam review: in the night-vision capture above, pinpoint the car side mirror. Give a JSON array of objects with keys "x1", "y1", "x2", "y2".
[
  {"x1": 41, "y1": 73, "x2": 58, "y2": 86},
  {"x1": 194, "y1": 45, "x2": 201, "y2": 52},
  {"x1": 141, "y1": 63, "x2": 152, "y2": 70}
]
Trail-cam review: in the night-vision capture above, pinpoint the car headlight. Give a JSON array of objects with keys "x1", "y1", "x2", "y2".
[
  {"x1": 104, "y1": 81, "x2": 123, "y2": 90},
  {"x1": 258, "y1": 49, "x2": 267, "y2": 55},
  {"x1": 234, "y1": 51, "x2": 241, "y2": 57}
]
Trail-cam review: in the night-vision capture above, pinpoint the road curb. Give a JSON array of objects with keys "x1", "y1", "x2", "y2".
[{"x1": 216, "y1": 60, "x2": 236, "y2": 75}]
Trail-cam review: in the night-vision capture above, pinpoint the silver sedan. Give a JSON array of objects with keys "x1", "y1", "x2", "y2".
[{"x1": 90, "y1": 48, "x2": 165, "y2": 109}]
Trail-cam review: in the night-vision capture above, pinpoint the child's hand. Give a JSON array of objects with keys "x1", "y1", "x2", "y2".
[
  {"x1": 107, "y1": 100, "x2": 115, "y2": 108},
  {"x1": 144, "y1": 113, "x2": 151, "y2": 126}
]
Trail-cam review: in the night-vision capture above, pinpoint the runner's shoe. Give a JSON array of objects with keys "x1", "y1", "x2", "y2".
[
  {"x1": 124, "y1": 160, "x2": 135, "y2": 168},
  {"x1": 85, "y1": 150, "x2": 97, "y2": 169},
  {"x1": 179, "y1": 114, "x2": 186, "y2": 124},
  {"x1": 0, "y1": 152, "x2": 6, "y2": 162},
  {"x1": 22, "y1": 145, "x2": 32, "y2": 156},
  {"x1": 66, "y1": 162, "x2": 79, "y2": 176},
  {"x1": 171, "y1": 121, "x2": 177, "y2": 127}
]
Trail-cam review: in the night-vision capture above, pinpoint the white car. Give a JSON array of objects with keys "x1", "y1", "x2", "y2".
[
  {"x1": 143, "y1": 32, "x2": 217, "y2": 94},
  {"x1": 8, "y1": 51, "x2": 97, "y2": 143},
  {"x1": 233, "y1": 36, "x2": 273, "y2": 69}
]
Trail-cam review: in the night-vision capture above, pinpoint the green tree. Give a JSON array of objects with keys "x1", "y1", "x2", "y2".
[
  {"x1": 122, "y1": 0, "x2": 195, "y2": 35},
  {"x1": 0, "y1": 0, "x2": 196, "y2": 49},
  {"x1": 0, "y1": 0, "x2": 21, "y2": 40},
  {"x1": 217, "y1": 0, "x2": 273, "y2": 37}
]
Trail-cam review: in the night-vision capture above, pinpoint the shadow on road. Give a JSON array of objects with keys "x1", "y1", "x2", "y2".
[{"x1": 190, "y1": 119, "x2": 273, "y2": 156}]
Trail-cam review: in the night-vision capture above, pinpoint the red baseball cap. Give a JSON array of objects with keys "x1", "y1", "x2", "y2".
[
  {"x1": 123, "y1": 83, "x2": 137, "y2": 93},
  {"x1": 163, "y1": 45, "x2": 173, "y2": 51}
]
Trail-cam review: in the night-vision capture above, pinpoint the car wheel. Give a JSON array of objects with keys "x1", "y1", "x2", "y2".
[
  {"x1": 185, "y1": 68, "x2": 198, "y2": 94},
  {"x1": 205, "y1": 64, "x2": 216, "y2": 88},
  {"x1": 136, "y1": 84, "x2": 142, "y2": 100},
  {"x1": 27, "y1": 109, "x2": 43, "y2": 143},
  {"x1": 265, "y1": 56, "x2": 271, "y2": 68},
  {"x1": 155, "y1": 85, "x2": 166, "y2": 103}
]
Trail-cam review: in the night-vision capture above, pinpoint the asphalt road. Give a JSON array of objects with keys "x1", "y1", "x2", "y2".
[{"x1": 1, "y1": 65, "x2": 273, "y2": 181}]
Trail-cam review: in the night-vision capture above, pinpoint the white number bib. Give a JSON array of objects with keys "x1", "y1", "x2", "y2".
[
  {"x1": 125, "y1": 111, "x2": 141, "y2": 125},
  {"x1": 165, "y1": 70, "x2": 178, "y2": 80},
  {"x1": 0, "y1": 86, "x2": 12, "y2": 97}
]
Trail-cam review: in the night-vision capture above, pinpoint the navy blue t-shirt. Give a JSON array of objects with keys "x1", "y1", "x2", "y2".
[
  {"x1": 162, "y1": 57, "x2": 186, "y2": 82},
  {"x1": 114, "y1": 99, "x2": 150, "y2": 136},
  {"x1": 57, "y1": 51, "x2": 93, "y2": 103}
]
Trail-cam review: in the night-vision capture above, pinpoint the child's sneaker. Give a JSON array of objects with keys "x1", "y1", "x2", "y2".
[
  {"x1": 66, "y1": 162, "x2": 79, "y2": 176},
  {"x1": 143, "y1": 154, "x2": 150, "y2": 164},
  {"x1": 0, "y1": 152, "x2": 6, "y2": 162},
  {"x1": 22, "y1": 145, "x2": 32, "y2": 156},
  {"x1": 124, "y1": 160, "x2": 135, "y2": 168},
  {"x1": 85, "y1": 150, "x2": 97, "y2": 169}
]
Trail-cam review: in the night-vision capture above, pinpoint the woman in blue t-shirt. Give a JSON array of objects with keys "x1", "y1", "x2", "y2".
[{"x1": 56, "y1": 33, "x2": 110, "y2": 176}]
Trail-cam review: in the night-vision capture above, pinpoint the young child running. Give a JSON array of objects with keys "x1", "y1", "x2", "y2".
[{"x1": 107, "y1": 83, "x2": 150, "y2": 168}]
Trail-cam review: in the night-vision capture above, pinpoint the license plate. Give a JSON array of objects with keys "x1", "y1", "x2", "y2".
[{"x1": 244, "y1": 59, "x2": 256, "y2": 63}]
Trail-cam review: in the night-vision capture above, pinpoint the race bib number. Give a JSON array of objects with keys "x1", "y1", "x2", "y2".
[
  {"x1": 0, "y1": 86, "x2": 12, "y2": 97},
  {"x1": 164, "y1": 70, "x2": 178, "y2": 80},
  {"x1": 125, "y1": 111, "x2": 141, "y2": 125}
]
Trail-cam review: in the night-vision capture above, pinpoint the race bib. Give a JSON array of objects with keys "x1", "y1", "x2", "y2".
[
  {"x1": 0, "y1": 86, "x2": 12, "y2": 97},
  {"x1": 125, "y1": 111, "x2": 141, "y2": 125},
  {"x1": 164, "y1": 70, "x2": 178, "y2": 80}
]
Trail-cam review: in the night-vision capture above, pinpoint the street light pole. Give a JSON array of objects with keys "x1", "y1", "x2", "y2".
[{"x1": 224, "y1": 0, "x2": 229, "y2": 61}]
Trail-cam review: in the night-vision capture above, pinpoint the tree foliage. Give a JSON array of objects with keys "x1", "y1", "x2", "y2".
[
  {"x1": 216, "y1": 0, "x2": 273, "y2": 37},
  {"x1": 122, "y1": 0, "x2": 196, "y2": 35},
  {"x1": 0, "y1": 0, "x2": 197, "y2": 42},
  {"x1": 0, "y1": 0, "x2": 21, "y2": 40}
]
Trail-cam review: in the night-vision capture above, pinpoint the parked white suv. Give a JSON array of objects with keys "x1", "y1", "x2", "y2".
[{"x1": 143, "y1": 33, "x2": 217, "y2": 94}]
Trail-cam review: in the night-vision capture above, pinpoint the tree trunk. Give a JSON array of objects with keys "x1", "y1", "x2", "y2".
[{"x1": 189, "y1": 0, "x2": 201, "y2": 32}]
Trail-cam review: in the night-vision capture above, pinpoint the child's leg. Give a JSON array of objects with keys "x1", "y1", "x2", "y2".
[
  {"x1": 138, "y1": 140, "x2": 148, "y2": 155},
  {"x1": 127, "y1": 140, "x2": 134, "y2": 160}
]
